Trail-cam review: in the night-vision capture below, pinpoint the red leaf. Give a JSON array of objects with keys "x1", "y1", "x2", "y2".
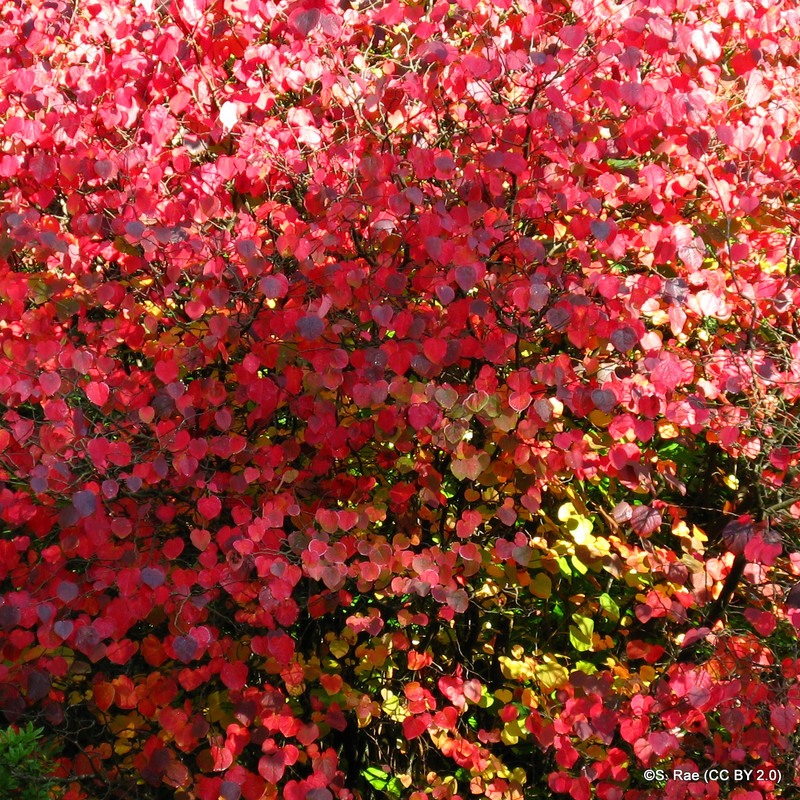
[
  {"x1": 154, "y1": 359, "x2": 178, "y2": 383},
  {"x1": 620, "y1": 714, "x2": 648, "y2": 744},
  {"x1": 651, "y1": 359, "x2": 692, "y2": 391},
  {"x1": 221, "y1": 662, "x2": 248, "y2": 690},
  {"x1": 648, "y1": 730, "x2": 679, "y2": 757},
  {"x1": 630, "y1": 505, "x2": 662, "y2": 536},
  {"x1": 408, "y1": 404, "x2": 436, "y2": 431},
  {"x1": 433, "y1": 706, "x2": 458, "y2": 730},
  {"x1": 267, "y1": 632, "x2": 295, "y2": 665},
  {"x1": 423, "y1": 338, "x2": 447, "y2": 365},
  {"x1": 296, "y1": 722, "x2": 319, "y2": 745},
  {"x1": 402, "y1": 713, "x2": 431, "y2": 739},
  {"x1": 408, "y1": 651, "x2": 432, "y2": 670},
  {"x1": 771, "y1": 705, "x2": 798, "y2": 735},
  {"x1": 93, "y1": 681, "x2": 114, "y2": 712},
  {"x1": 106, "y1": 640, "x2": 138, "y2": 665},
  {"x1": 213, "y1": 745, "x2": 234, "y2": 771},
  {"x1": 438, "y1": 675, "x2": 465, "y2": 708},
  {"x1": 259, "y1": 750, "x2": 286, "y2": 783},
  {"x1": 549, "y1": 772, "x2": 572, "y2": 794},
  {"x1": 744, "y1": 533, "x2": 782, "y2": 566},
  {"x1": 29, "y1": 154, "x2": 56, "y2": 182},
  {"x1": 744, "y1": 608, "x2": 776, "y2": 636},
  {"x1": 198, "y1": 496, "x2": 222, "y2": 520},
  {"x1": 185, "y1": 300, "x2": 206, "y2": 320},
  {"x1": 319, "y1": 673, "x2": 343, "y2": 694},
  {"x1": 190, "y1": 528, "x2": 211, "y2": 551}
]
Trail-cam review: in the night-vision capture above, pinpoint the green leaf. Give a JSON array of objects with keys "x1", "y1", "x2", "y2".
[
  {"x1": 569, "y1": 613, "x2": 594, "y2": 652},
  {"x1": 362, "y1": 767, "x2": 402, "y2": 797},
  {"x1": 0, "y1": 723, "x2": 60, "y2": 800},
  {"x1": 599, "y1": 593, "x2": 620, "y2": 621},
  {"x1": 556, "y1": 557, "x2": 573, "y2": 577},
  {"x1": 570, "y1": 554, "x2": 588, "y2": 575}
]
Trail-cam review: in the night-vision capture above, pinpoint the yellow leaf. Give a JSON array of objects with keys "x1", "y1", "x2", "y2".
[
  {"x1": 722, "y1": 473, "x2": 739, "y2": 490},
  {"x1": 511, "y1": 767, "x2": 528, "y2": 785},
  {"x1": 142, "y1": 301, "x2": 164, "y2": 319},
  {"x1": 681, "y1": 553, "x2": 704, "y2": 571},
  {"x1": 530, "y1": 573, "x2": 552, "y2": 599},
  {"x1": 588, "y1": 409, "x2": 611, "y2": 428},
  {"x1": 329, "y1": 639, "x2": 349, "y2": 658},
  {"x1": 657, "y1": 420, "x2": 680, "y2": 439},
  {"x1": 498, "y1": 656, "x2": 536, "y2": 681},
  {"x1": 535, "y1": 660, "x2": 568, "y2": 692},
  {"x1": 380, "y1": 689, "x2": 409, "y2": 721},
  {"x1": 475, "y1": 580, "x2": 501, "y2": 599},
  {"x1": 494, "y1": 688, "x2": 513, "y2": 704},
  {"x1": 672, "y1": 520, "x2": 690, "y2": 537},
  {"x1": 132, "y1": 276, "x2": 154, "y2": 288},
  {"x1": 557, "y1": 502, "x2": 577, "y2": 522},
  {"x1": 114, "y1": 740, "x2": 132, "y2": 755},
  {"x1": 639, "y1": 665, "x2": 656, "y2": 685},
  {"x1": 563, "y1": 486, "x2": 591, "y2": 515},
  {"x1": 521, "y1": 688, "x2": 538, "y2": 709},
  {"x1": 501, "y1": 719, "x2": 524, "y2": 745}
]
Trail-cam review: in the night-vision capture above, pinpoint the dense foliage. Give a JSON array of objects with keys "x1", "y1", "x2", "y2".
[
  {"x1": 2, "y1": 0, "x2": 800, "y2": 798},
  {"x1": 0, "y1": 722, "x2": 61, "y2": 800}
]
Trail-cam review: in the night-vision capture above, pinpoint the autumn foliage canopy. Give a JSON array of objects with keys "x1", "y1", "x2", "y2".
[{"x1": 3, "y1": 0, "x2": 800, "y2": 797}]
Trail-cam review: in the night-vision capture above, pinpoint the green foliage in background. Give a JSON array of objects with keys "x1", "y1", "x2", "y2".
[{"x1": 0, "y1": 723, "x2": 60, "y2": 800}]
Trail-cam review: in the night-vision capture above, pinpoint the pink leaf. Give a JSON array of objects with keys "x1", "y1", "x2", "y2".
[
  {"x1": 559, "y1": 25, "x2": 586, "y2": 48},
  {"x1": 259, "y1": 274, "x2": 288, "y2": 299},
  {"x1": 38, "y1": 372, "x2": 61, "y2": 395}
]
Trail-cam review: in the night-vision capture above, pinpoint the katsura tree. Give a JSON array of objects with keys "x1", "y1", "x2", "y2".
[{"x1": 2, "y1": 0, "x2": 800, "y2": 798}]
